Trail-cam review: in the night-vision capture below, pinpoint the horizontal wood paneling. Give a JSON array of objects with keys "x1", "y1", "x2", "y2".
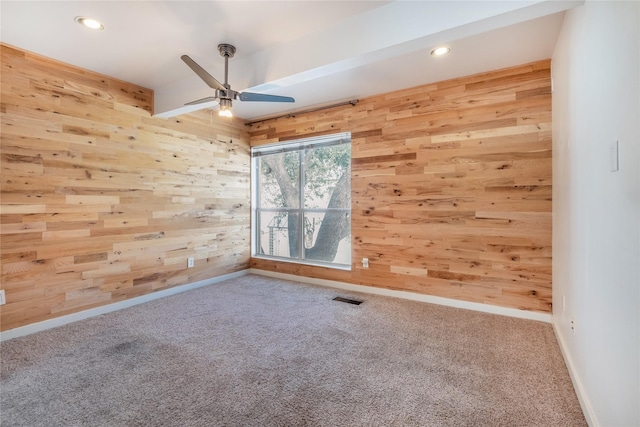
[
  {"x1": 249, "y1": 60, "x2": 552, "y2": 313},
  {"x1": 0, "y1": 44, "x2": 250, "y2": 331}
]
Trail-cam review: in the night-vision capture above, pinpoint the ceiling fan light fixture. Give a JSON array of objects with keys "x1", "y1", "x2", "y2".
[
  {"x1": 430, "y1": 46, "x2": 450, "y2": 57},
  {"x1": 218, "y1": 98, "x2": 233, "y2": 117},
  {"x1": 75, "y1": 16, "x2": 104, "y2": 30}
]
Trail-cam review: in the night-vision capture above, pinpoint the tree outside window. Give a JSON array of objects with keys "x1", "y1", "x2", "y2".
[{"x1": 252, "y1": 133, "x2": 351, "y2": 268}]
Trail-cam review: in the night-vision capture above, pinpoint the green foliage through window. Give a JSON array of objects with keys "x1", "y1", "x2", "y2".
[{"x1": 252, "y1": 133, "x2": 351, "y2": 267}]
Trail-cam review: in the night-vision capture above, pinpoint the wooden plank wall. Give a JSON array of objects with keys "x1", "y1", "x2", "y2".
[
  {"x1": 249, "y1": 60, "x2": 553, "y2": 313},
  {"x1": 0, "y1": 44, "x2": 250, "y2": 331}
]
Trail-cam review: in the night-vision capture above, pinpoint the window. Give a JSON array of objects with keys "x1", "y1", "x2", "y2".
[{"x1": 252, "y1": 133, "x2": 351, "y2": 269}]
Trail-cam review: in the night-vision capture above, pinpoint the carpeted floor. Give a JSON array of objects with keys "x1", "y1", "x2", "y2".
[{"x1": 0, "y1": 274, "x2": 586, "y2": 426}]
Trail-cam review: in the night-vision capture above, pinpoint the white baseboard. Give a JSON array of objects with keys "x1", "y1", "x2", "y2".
[
  {"x1": 1, "y1": 268, "x2": 552, "y2": 342},
  {"x1": 249, "y1": 268, "x2": 553, "y2": 323},
  {"x1": 552, "y1": 322, "x2": 598, "y2": 426},
  {"x1": 0, "y1": 269, "x2": 249, "y2": 342}
]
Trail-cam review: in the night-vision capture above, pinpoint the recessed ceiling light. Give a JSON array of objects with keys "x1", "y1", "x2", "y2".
[
  {"x1": 75, "y1": 16, "x2": 104, "y2": 30},
  {"x1": 430, "y1": 46, "x2": 450, "y2": 57}
]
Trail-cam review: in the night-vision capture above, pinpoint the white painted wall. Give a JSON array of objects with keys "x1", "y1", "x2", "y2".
[{"x1": 552, "y1": 1, "x2": 639, "y2": 426}]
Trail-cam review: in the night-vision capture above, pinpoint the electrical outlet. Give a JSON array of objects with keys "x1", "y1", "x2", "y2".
[
  {"x1": 187, "y1": 257, "x2": 195, "y2": 268},
  {"x1": 362, "y1": 258, "x2": 369, "y2": 268},
  {"x1": 570, "y1": 317, "x2": 576, "y2": 336},
  {"x1": 0, "y1": 290, "x2": 6, "y2": 305}
]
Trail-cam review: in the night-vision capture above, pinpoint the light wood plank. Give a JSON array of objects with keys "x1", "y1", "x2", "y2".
[
  {"x1": 249, "y1": 59, "x2": 553, "y2": 314},
  {"x1": 0, "y1": 43, "x2": 250, "y2": 331}
]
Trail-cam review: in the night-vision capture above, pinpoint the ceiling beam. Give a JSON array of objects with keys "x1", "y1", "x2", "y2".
[{"x1": 153, "y1": 0, "x2": 583, "y2": 119}]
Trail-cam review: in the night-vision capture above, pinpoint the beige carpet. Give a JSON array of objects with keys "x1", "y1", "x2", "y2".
[{"x1": 0, "y1": 274, "x2": 586, "y2": 426}]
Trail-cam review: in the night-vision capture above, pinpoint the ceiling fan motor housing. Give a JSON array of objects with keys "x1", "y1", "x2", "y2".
[{"x1": 217, "y1": 89, "x2": 238, "y2": 100}]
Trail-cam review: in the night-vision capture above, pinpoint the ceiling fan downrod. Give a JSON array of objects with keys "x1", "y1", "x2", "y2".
[{"x1": 217, "y1": 44, "x2": 235, "y2": 90}]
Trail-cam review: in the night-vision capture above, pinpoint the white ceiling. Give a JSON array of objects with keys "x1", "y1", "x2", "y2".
[{"x1": 1, "y1": 1, "x2": 583, "y2": 121}]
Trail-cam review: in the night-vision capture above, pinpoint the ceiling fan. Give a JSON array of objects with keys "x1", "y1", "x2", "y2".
[{"x1": 181, "y1": 43, "x2": 294, "y2": 117}]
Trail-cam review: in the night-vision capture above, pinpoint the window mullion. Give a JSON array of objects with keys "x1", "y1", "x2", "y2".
[
  {"x1": 298, "y1": 149, "x2": 305, "y2": 261},
  {"x1": 253, "y1": 157, "x2": 260, "y2": 256}
]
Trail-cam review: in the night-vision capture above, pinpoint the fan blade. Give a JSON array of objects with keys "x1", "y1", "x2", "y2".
[
  {"x1": 239, "y1": 92, "x2": 295, "y2": 103},
  {"x1": 185, "y1": 96, "x2": 218, "y2": 106},
  {"x1": 181, "y1": 55, "x2": 225, "y2": 91}
]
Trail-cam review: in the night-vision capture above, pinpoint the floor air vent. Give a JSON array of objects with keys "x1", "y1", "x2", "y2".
[{"x1": 333, "y1": 296, "x2": 363, "y2": 305}]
